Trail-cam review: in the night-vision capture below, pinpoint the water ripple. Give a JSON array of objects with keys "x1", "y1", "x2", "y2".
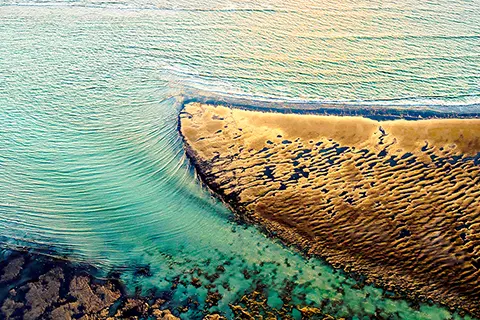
[{"x1": 1, "y1": 2, "x2": 479, "y2": 318}]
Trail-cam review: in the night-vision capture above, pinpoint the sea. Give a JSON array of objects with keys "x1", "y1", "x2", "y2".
[{"x1": 1, "y1": 0, "x2": 479, "y2": 318}]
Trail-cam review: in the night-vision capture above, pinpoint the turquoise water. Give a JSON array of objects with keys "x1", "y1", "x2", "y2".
[{"x1": 0, "y1": 1, "x2": 479, "y2": 319}]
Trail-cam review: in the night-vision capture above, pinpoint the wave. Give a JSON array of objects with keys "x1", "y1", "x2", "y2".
[
  {"x1": 3, "y1": 0, "x2": 478, "y2": 16},
  {"x1": 161, "y1": 64, "x2": 480, "y2": 115}
]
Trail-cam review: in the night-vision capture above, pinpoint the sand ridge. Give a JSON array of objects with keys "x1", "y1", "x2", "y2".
[{"x1": 180, "y1": 102, "x2": 480, "y2": 316}]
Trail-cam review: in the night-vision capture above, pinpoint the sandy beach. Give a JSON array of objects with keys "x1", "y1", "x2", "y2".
[{"x1": 180, "y1": 102, "x2": 480, "y2": 316}]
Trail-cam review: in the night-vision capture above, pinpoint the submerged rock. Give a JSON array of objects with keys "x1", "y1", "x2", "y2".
[
  {"x1": 203, "y1": 314, "x2": 226, "y2": 320},
  {"x1": 152, "y1": 309, "x2": 180, "y2": 320},
  {"x1": 0, "y1": 250, "x2": 182, "y2": 320},
  {"x1": 0, "y1": 257, "x2": 25, "y2": 283}
]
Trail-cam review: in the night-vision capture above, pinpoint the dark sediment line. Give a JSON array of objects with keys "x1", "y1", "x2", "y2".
[{"x1": 182, "y1": 96, "x2": 480, "y2": 121}]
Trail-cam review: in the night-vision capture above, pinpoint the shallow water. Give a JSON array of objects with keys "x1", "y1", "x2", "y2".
[{"x1": 0, "y1": 1, "x2": 479, "y2": 319}]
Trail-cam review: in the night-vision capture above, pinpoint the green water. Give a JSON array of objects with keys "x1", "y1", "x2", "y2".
[{"x1": 0, "y1": 1, "x2": 479, "y2": 319}]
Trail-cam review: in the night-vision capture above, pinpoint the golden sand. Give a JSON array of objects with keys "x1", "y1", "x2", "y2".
[{"x1": 180, "y1": 102, "x2": 480, "y2": 315}]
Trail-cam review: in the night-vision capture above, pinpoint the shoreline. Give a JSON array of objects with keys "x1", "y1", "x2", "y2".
[
  {"x1": 181, "y1": 96, "x2": 480, "y2": 121},
  {"x1": 178, "y1": 101, "x2": 480, "y2": 317}
]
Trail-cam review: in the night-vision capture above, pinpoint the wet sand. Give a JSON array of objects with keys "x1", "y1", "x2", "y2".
[{"x1": 179, "y1": 102, "x2": 480, "y2": 316}]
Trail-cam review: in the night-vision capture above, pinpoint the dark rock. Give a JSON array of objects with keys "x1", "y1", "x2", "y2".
[{"x1": 0, "y1": 257, "x2": 25, "y2": 283}]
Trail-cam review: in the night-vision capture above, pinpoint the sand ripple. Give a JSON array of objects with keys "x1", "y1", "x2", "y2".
[{"x1": 181, "y1": 102, "x2": 480, "y2": 316}]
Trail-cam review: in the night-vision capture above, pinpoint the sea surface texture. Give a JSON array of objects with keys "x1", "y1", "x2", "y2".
[{"x1": 0, "y1": 0, "x2": 479, "y2": 319}]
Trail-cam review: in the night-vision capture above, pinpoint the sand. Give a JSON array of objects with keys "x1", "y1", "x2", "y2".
[{"x1": 179, "y1": 102, "x2": 480, "y2": 316}]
